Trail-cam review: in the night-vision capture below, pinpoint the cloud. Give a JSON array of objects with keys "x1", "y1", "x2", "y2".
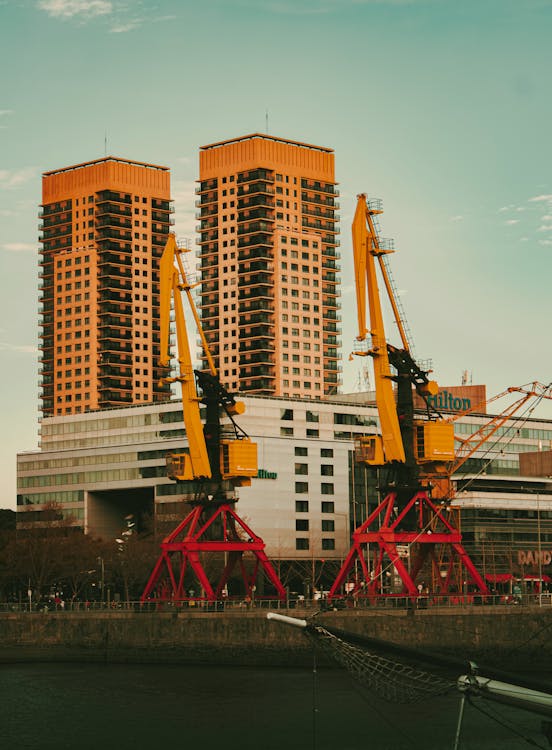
[
  {"x1": 538, "y1": 238, "x2": 552, "y2": 246},
  {"x1": 505, "y1": 219, "x2": 520, "y2": 225},
  {"x1": 529, "y1": 194, "x2": 552, "y2": 203},
  {"x1": 450, "y1": 215, "x2": 464, "y2": 222},
  {"x1": 3, "y1": 242, "x2": 36, "y2": 252},
  {"x1": 109, "y1": 17, "x2": 142, "y2": 33},
  {"x1": 538, "y1": 225, "x2": 552, "y2": 232},
  {"x1": 37, "y1": 0, "x2": 112, "y2": 19},
  {"x1": 0, "y1": 167, "x2": 36, "y2": 189},
  {"x1": 498, "y1": 205, "x2": 515, "y2": 213},
  {"x1": 0, "y1": 109, "x2": 13, "y2": 117}
]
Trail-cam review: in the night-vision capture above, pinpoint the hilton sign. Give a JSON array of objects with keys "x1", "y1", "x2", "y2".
[{"x1": 426, "y1": 390, "x2": 471, "y2": 412}]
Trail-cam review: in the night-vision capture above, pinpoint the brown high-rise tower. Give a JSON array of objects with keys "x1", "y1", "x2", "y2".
[
  {"x1": 39, "y1": 157, "x2": 173, "y2": 416},
  {"x1": 198, "y1": 134, "x2": 341, "y2": 398}
]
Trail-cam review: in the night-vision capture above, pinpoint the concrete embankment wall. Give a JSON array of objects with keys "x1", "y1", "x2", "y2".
[{"x1": 0, "y1": 607, "x2": 550, "y2": 671}]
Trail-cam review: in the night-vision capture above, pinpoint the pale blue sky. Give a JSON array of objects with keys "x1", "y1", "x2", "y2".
[{"x1": 1, "y1": 0, "x2": 551, "y2": 508}]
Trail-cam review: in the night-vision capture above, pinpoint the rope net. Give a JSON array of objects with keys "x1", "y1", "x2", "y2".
[{"x1": 308, "y1": 625, "x2": 456, "y2": 703}]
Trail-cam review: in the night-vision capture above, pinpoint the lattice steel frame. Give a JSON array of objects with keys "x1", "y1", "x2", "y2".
[
  {"x1": 329, "y1": 490, "x2": 489, "y2": 599},
  {"x1": 141, "y1": 503, "x2": 286, "y2": 602}
]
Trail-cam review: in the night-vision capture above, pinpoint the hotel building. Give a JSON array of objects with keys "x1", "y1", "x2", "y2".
[
  {"x1": 39, "y1": 157, "x2": 173, "y2": 417},
  {"x1": 197, "y1": 134, "x2": 341, "y2": 398},
  {"x1": 16, "y1": 390, "x2": 552, "y2": 586}
]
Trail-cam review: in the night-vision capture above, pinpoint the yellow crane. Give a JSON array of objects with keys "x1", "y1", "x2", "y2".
[
  {"x1": 141, "y1": 234, "x2": 285, "y2": 603},
  {"x1": 158, "y1": 233, "x2": 257, "y2": 489},
  {"x1": 351, "y1": 193, "x2": 455, "y2": 495},
  {"x1": 329, "y1": 195, "x2": 488, "y2": 600}
]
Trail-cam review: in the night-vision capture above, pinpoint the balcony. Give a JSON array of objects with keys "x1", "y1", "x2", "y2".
[
  {"x1": 98, "y1": 279, "x2": 132, "y2": 292},
  {"x1": 96, "y1": 203, "x2": 132, "y2": 218},
  {"x1": 197, "y1": 218, "x2": 218, "y2": 232},
  {"x1": 96, "y1": 216, "x2": 132, "y2": 229},
  {"x1": 98, "y1": 266, "x2": 132, "y2": 280},
  {"x1": 196, "y1": 179, "x2": 217, "y2": 193},
  {"x1": 300, "y1": 179, "x2": 339, "y2": 196},
  {"x1": 41, "y1": 201, "x2": 72, "y2": 217},
  {"x1": 41, "y1": 213, "x2": 72, "y2": 228},
  {"x1": 198, "y1": 230, "x2": 219, "y2": 243},
  {"x1": 97, "y1": 229, "x2": 132, "y2": 242},
  {"x1": 98, "y1": 341, "x2": 132, "y2": 353},
  {"x1": 152, "y1": 199, "x2": 174, "y2": 212},
  {"x1": 238, "y1": 235, "x2": 273, "y2": 250},
  {"x1": 301, "y1": 192, "x2": 339, "y2": 209},
  {"x1": 239, "y1": 338, "x2": 275, "y2": 352},
  {"x1": 238, "y1": 287, "x2": 274, "y2": 302},
  {"x1": 239, "y1": 312, "x2": 273, "y2": 325},
  {"x1": 237, "y1": 183, "x2": 275, "y2": 197},
  {"x1": 96, "y1": 190, "x2": 132, "y2": 205},
  {"x1": 237, "y1": 169, "x2": 274, "y2": 184},
  {"x1": 152, "y1": 210, "x2": 172, "y2": 222},
  {"x1": 302, "y1": 217, "x2": 335, "y2": 233},
  {"x1": 237, "y1": 260, "x2": 273, "y2": 275},
  {"x1": 237, "y1": 208, "x2": 274, "y2": 223},
  {"x1": 238, "y1": 273, "x2": 272, "y2": 289},
  {"x1": 238, "y1": 300, "x2": 274, "y2": 313},
  {"x1": 195, "y1": 192, "x2": 218, "y2": 207},
  {"x1": 237, "y1": 220, "x2": 273, "y2": 236},
  {"x1": 237, "y1": 195, "x2": 274, "y2": 210},
  {"x1": 98, "y1": 251, "x2": 132, "y2": 266}
]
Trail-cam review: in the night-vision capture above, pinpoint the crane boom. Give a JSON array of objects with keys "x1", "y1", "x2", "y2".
[
  {"x1": 159, "y1": 233, "x2": 257, "y2": 486},
  {"x1": 352, "y1": 194, "x2": 406, "y2": 464},
  {"x1": 159, "y1": 235, "x2": 211, "y2": 480}
]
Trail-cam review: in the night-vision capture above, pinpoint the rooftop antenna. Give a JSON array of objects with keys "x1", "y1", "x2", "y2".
[
  {"x1": 265, "y1": 109, "x2": 269, "y2": 134},
  {"x1": 104, "y1": 131, "x2": 107, "y2": 157}
]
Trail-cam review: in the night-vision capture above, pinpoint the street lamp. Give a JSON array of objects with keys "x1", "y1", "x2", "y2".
[{"x1": 96, "y1": 557, "x2": 105, "y2": 607}]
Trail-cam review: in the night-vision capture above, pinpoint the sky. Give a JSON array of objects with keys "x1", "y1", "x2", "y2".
[{"x1": 0, "y1": 0, "x2": 551, "y2": 510}]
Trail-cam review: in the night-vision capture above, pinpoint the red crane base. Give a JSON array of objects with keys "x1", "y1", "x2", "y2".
[
  {"x1": 141, "y1": 502, "x2": 286, "y2": 603},
  {"x1": 328, "y1": 490, "x2": 489, "y2": 600}
]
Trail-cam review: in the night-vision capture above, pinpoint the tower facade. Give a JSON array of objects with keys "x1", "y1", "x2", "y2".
[
  {"x1": 39, "y1": 157, "x2": 173, "y2": 417},
  {"x1": 197, "y1": 134, "x2": 340, "y2": 398}
]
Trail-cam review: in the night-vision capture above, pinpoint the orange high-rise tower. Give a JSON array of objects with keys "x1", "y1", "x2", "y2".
[
  {"x1": 198, "y1": 134, "x2": 341, "y2": 398},
  {"x1": 39, "y1": 157, "x2": 173, "y2": 416}
]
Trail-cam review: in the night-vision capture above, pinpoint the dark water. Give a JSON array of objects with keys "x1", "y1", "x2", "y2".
[{"x1": 0, "y1": 662, "x2": 547, "y2": 750}]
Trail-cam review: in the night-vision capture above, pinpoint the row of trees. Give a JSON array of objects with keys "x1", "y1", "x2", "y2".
[
  {"x1": 0, "y1": 505, "x2": 345, "y2": 604},
  {"x1": 0, "y1": 507, "x2": 161, "y2": 604}
]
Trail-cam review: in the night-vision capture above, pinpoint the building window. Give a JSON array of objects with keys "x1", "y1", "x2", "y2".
[
  {"x1": 295, "y1": 482, "x2": 309, "y2": 494},
  {"x1": 306, "y1": 410, "x2": 319, "y2": 423},
  {"x1": 295, "y1": 463, "x2": 308, "y2": 475},
  {"x1": 295, "y1": 500, "x2": 309, "y2": 513},
  {"x1": 321, "y1": 448, "x2": 333, "y2": 458},
  {"x1": 321, "y1": 483, "x2": 334, "y2": 495},
  {"x1": 322, "y1": 520, "x2": 335, "y2": 532},
  {"x1": 321, "y1": 465, "x2": 334, "y2": 476},
  {"x1": 281, "y1": 408, "x2": 293, "y2": 420},
  {"x1": 295, "y1": 519, "x2": 309, "y2": 531},
  {"x1": 306, "y1": 429, "x2": 319, "y2": 438},
  {"x1": 296, "y1": 538, "x2": 309, "y2": 550},
  {"x1": 280, "y1": 427, "x2": 294, "y2": 437},
  {"x1": 322, "y1": 538, "x2": 335, "y2": 551},
  {"x1": 321, "y1": 501, "x2": 335, "y2": 513},
  {"x1": 295, "y1": 446, "x2": 308, "y2": 456}
]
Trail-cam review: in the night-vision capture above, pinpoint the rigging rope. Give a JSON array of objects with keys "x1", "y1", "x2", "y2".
[{"x1": 308, "y1": 624, "x2": 455, "y2": 704}]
